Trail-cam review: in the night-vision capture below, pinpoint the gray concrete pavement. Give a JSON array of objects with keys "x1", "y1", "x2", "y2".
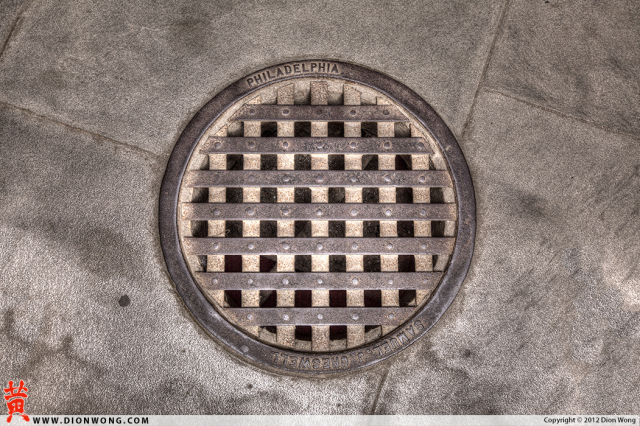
[
  {"x1": 0, "y1": 0, "x2": 503, "y2": 155},
  {"x1": 0, "y1": 0, "x2": 638, "y2": 415},
  {"x1": 486, "y1": 0, "x2": 640, "y2": 137}
]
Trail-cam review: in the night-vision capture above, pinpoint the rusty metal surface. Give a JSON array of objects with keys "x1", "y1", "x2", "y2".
[
  {"x1": 201, "y1": 137, "x2": 434, "y2": 154},
  {"x1": 158, "y1": 60, "x2": 476, "y2": 376},
  {"x1": 232, "y1": 104, "x2": 408, "y2": 122},
  {"x1": 182, "y1": 203, "x2": 457, "y2": 221},
  {"x1": 184, "y1": 170, "x2": 452, "y2": 188},
  {"x1": 183, "y1": 237, "x2": 455, "y2": 256},
  {"x1": 228, "y1": 307, "x2": 414, "y2": 327},
  {"x1": 195, "y1": 272, "x2": 442, "y2": 291}
]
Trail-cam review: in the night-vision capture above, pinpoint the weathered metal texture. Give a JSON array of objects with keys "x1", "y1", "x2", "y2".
[
  {"x1": 195, "y1": 271, "x2": 443, "y2": 290},
  {"x1": 200, "y1": 137, "x2": 434, "y2": 154},
  {"x1": 182, "y1": 203, "x2": 457, "y2": 221},
  {"x1": 227, "y1": 307, "x2": 414, "y2": 326},
  {"x1": 184, "y1": 170, "x2": 452, "y2": 188},
  {"x1": 159, "y1": 60, "x2": 476, "y2": 376},
  {"x1": 183, "y1": 237, "x2": 455, "y2": 255},
  {"x1": 232, "y1": 104, "x2": 408, "y2": 122}
]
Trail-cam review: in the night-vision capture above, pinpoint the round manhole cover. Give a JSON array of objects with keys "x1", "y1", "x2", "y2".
[{"x1": 159, "y1": 60, "x2": 475, "y2": 376}]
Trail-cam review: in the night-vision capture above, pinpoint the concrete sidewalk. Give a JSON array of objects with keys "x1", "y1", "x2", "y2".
[{"x1": 1, "y1": 0, "x2": 638, "y2": 414}]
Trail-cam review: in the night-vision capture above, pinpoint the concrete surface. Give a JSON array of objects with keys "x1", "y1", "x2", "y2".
[{"x1": 1, "y1": 0, "x2": 638, "y2": 415}]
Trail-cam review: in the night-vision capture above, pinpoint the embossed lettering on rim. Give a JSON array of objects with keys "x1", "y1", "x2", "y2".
[{"x1": 159, "y1": 60, "x2": 476, "y2": 376}]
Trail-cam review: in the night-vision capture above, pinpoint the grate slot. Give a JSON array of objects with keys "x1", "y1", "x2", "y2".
[
  {"x1": 183, "y1": 237, "x2": 455, "y2": 256},
  {"x1": 342, "y1": 85, "x2": 366, "y2": 348},
  {"x1": 195, "y1": 271, "x2": 443, "y2": 291},
  {"x1": 182, "y1": 203, "x2": 456, "y2": 221},
  {"x1": 185, "y1": 170, "x2": 452, "y2": 188},
  {"x1": 275, "y1": 84, "x2": 297, "y2": 348},
  {"x1": 229, "y1": 307, "x2": 413, "y2": 327},
  {"x1": 205, "y1": 125, "x2": 227, "y2": 310},
  {"x1": 232, "y1": 104, "x2": 409, "y2": 122},
  {"x1": 377, "y1": 97, "x2": 399, "y2": 335},
  {"x1": 239, "y1": 97, "x2": 262, "y2": 336},
  {"x1": 201, "y1": 137, "x2": 434, "y2": 154},
  {"x1": 309, "y1": 81, "x2": 331, "y2": 352}
]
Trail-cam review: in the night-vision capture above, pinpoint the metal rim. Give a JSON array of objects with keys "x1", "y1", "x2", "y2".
[{"x1": 159, "y1": 60, "x2": 476, "y2": 376}]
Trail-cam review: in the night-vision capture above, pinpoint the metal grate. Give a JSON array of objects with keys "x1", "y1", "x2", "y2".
[{"x1": 161, "y1": 61, "x2": 474, "y2": 375}]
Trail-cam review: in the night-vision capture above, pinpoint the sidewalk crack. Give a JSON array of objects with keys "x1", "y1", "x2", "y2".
[
  {"x1": 0, "y1": 0, "x2": 37, "y2": 63},
  {"x1": 460, "y1": 0, "x2": 512, "y2": 141},
  {"x1": 484, "y1": 88, "x2": 640, "y2": 143},
  {"x1": 368, "y1": 367, "x2": 390, "y2": 415},
  {"x1": 0, "y1": 101, "x2": 161, "y2": 159}
]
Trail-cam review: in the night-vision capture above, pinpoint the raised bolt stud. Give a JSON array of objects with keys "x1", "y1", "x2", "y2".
[
  {"x1": 213, "y1": 243, "x2": 219, "y2": 250},
  {"x1": 247, "y1": 278, "x2": 254, "y2": 285},
  {"x1": 247, "y1": 314, "x2": 254, "y2": 320},
  {"x1": 387, "y1": 243, "x2": 393, "y2": 249},
  {"x1": 282, "y1": 314, "x2": 290, "y2": 321},
  {"x1": 317, "y1": 243, "x2": 323, "y2": 250},
  {"x1": 214, "y1": 142, "x2": 222, "y2": 149},
  {"x1": 350, "y1": 209, "x2": 358, "y2": 216},
  {"x1": 385, "y1": 209, "x2": 392, "y2": 216},
  {"x1": 282, "y1": 141, "x2": 289, "y2": 148},
  {"x1": 248, "y1": 243, "x2": 254, "y2": 249},
  {"x1": 388, "y1": 313, "x2": 395, "y2": 320},
  {"x1": 246, "y1": 207, "x2": 255, "y2": 216},
  {"x1": 352, "y1": 278, "x2": 359, "y2": 285},
  {"x1": 317, "y1": 278, "x2": 323, "y2": 284},
  {"x1": 385, "y1": 175, "x2": 391, "y2": 182},
  {"x1": 282, "y1": 278, "x2": 290, "y2": 285},
  {"x1": 318, "y1": 314, "x2": 323, "y2": 320},
  {"x1": 419, "y1": 176, "x2": 426, "y2": 183},
  {"x1": 352, "y1": 314, "x2": 359, "y2": 320},
  {"x1": 316, "y1": 209, "x2": 323, "y2": 216},
  {"x1": 282, "y1": 108, "x2": 290, "y2": 115},
  {"x1": 352, "y1": 243, "x2": 358, "y2": 250},
  {"x1": 213, "y1": 208, "x2": 221, "y2": 216},
  {"x1": 282, "y1": 242, "x2": 290, "y2": 250}
]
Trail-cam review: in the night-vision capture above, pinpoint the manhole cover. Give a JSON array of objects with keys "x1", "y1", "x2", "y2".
[{"x1": 159, "y1": 60, "x2": 475, "y2": 376}]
